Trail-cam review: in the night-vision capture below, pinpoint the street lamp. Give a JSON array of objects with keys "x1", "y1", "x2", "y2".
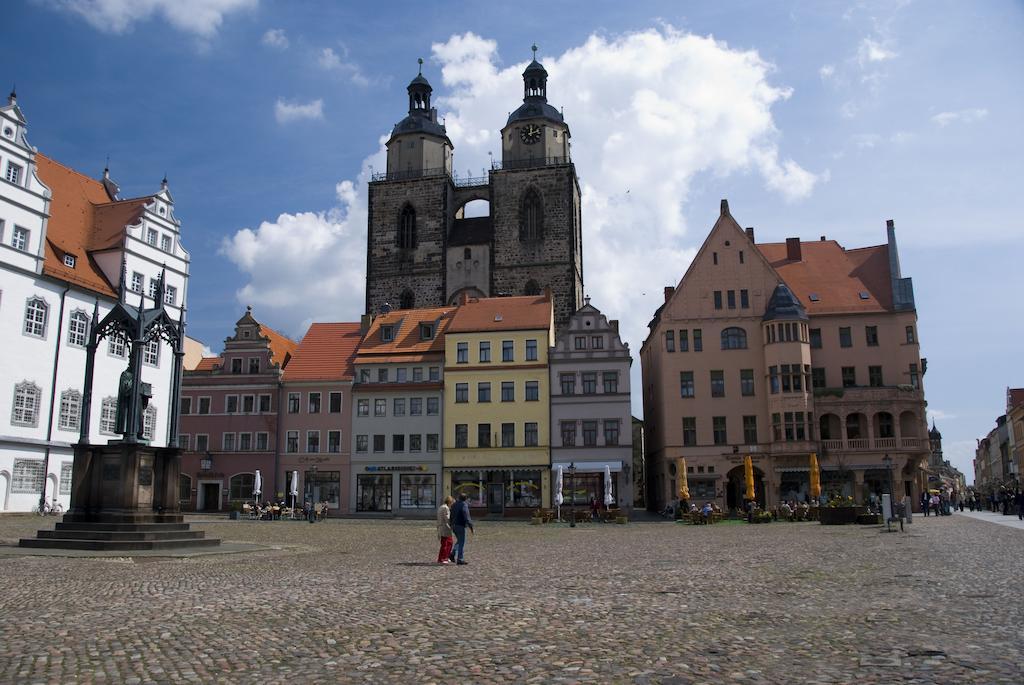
[{"x1": 568, "y1": 462, "x2": 577, "y2": 528}]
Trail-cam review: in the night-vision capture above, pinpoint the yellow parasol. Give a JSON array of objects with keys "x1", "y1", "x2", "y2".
[
  {"x1": 677, "y1": 457, "x2": 690, "y2": 501},
  {"x1": 809, "y1": 452, "x2": 821, "y2": 499},
  {"x1": 744, "y1": 455, "x2": 755, "y2": 502}
]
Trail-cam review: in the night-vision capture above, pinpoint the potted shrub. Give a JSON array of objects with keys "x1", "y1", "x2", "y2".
[
  {"x1": 819, "y1": 495, "x2": 867, "y2": 525},
  {"x1": 228, "y1": 501, "x2": 242, "y2": 520}
]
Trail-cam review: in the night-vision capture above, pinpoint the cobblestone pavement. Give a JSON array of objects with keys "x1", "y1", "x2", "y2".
[
  {"x1": 0, "y1": 513, "x2": 1021, "y2": 684},
  {"x1": 955, "y1": 508, "x2": 1024, "y2": 531}
]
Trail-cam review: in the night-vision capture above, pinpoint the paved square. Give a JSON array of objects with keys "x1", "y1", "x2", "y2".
[{"x1": 0, "y1": 514, "x2": 1020, "y2": 684}]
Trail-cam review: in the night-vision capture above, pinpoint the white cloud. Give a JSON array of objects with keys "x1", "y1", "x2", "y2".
[
  {"x1": 857, "y1": 37, "x2": 897, "y2": 66},
  {"x1": 819, "y1": 64, "x2": 835, "y2": 80},
  {"x1": 48, "y1": 0, "x2": 256, "y2": 38},
  {"x1": 226, "y1": 27, "x2": 819, "y2": 351},
  {"x1": 317, "y1": 47, "x2": 370, "y2": 87},
  {"x1": 273, "y1": 98, "x2": 323, "y2": 124},
  {"x1": 931, "y1": 108, "x2": 988, "y2": 127},
  {"x1": 261, "y1": 28, "x2": 288, "y2": 50},
  {"x1": 927, "y1": 409, "x2": 957, "y2": 422},
  {"x1": 853, "y1": 133, "x2": 881, "y2": 149}
]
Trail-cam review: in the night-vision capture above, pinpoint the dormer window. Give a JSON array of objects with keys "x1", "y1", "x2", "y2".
[
  {"x1": 159, "y1": 206, "x2": 166, "y2": 216},
  {"x1": 243, "y1": 330, "x2": 251, "y2": 338},
  {"x1": 858, "y1": 291, "x2": 870, "y2": 300},
  {"x1": 63, "y1": 254, "x2": 76, "y2": 268},
  {"x1": 808, "y1": 293, "x2": 820, "y2": 302},
  {"x1": 381, "y1": 325, "x2": 395, "y2": 342},
  {"x1": 2, "y1": 126, "x2": 13, "y2": 139},
  {"x1": 419, "y1": 323, "x2": 434, "y2": 340}
]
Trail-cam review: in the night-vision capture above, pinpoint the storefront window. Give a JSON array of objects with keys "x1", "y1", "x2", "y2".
[
  {"x1": 451, "y1": 471, "x2": 486, "y2": 507},
  {"x1": 356, "y1": 474, "x2": 392, "y2": 511},
  {"x1": 689, "y1": 479, "x2": 716, "y2": 500},
  {"x1": 305, "y1": 470, "x2": 341, "y2": 508},
  {"x1": 400, "y1": 475, "x2": 436, "y2": 509},
  {"x1": 507, "y1": 470, "x2": 542, "y2": 508},
  {"x1": 560, "y1": 471, "x2": 616, "y2": 507}
]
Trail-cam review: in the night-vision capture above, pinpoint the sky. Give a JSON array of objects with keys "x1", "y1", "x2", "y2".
[{"x1": 5, "y1": 0, "x2": 1023, "y2": 481}]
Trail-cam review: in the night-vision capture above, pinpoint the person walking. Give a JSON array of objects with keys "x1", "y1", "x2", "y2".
[
  {"x1": 1016, "y1": 490, "x2": 1024, "y2": 521},
  {"x1": 436, "y1": 496, "x2": 454, "y2": 565},
  {"x1": 921, "y1": 491, "x2": 930, "y2": 517},
  {"x1": 449, "y1": 492, "x2": 475, "y2": 565}
]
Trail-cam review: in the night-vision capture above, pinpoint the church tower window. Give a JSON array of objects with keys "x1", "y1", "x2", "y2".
[
  {"x1": 520, "y1": 189, "x2": 543, "y2": 241},
  {"x1": 399, "y1": 289, "x2": 415, "y2": 310},
  {"x1": 398, "y1": 204, "x2": 416, "y2": 249},
  {"x1": 524, "y1": 280, "x2": 541, "y2": 296}
]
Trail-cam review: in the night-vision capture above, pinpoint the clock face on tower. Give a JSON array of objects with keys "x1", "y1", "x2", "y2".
[{"x1": 520, "y1": 124, "x2": 542, "y2": 145}]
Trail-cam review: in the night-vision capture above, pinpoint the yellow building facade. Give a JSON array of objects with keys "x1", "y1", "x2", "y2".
[{"x1": 443, "y1": 295, "x2": 554, "y2": 516}]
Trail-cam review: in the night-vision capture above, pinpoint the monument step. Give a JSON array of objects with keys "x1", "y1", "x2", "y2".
[
  {"x1": 37, "y1": 529, "x2": 206, "y2": 542},
  {"x1": 55, "y1": 521, "x2": 191, "y2": 532},
  {"x1": 18, "y1": 537, "x2": 222, "y2": 551},
  {"x1": 62, "y1": 514, "x2": 185, "y2": 525}
]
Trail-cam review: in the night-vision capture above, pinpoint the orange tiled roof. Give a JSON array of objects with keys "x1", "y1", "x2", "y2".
[
  {"x1": 358, "y1": 306, "x2": 456, "y2": 357},
  {"x1": 447, "y1": 295, "x2": 552, "y2": 333},
  {"x1": 258, "y1": 324, "x2": 299, "y2": 369},
  {"x1": 35, "y1": 153, "x2": 151, "y2": 298},
  {"x1": 283, "y1": 322, "x2": 363, "y2": 381},
  {"x1": 756, "y1": 240, "x2": 892, "y2": 315},
  {"x1": 194, "y1": 357, "x2": 220, "y2": 372}
]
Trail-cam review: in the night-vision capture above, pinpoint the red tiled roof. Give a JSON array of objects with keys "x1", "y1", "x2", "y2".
[
  {"x1": 194, "y1": 357, "x2": 220, "y2": 372},
  {"x1": 358, "y1": 306, "x2": 455, "y2": 357},
  {"x1": 35, "y1": 153, "x2": 151, "y2": 298},
  {"x1": 757, "y1": 240, "x2": 892, "y2": 314},
  {"x1": 447, "y1": 295, "x2": 552, "y2": 333},
  {"x1": 283, "y1": 323, "x2": 363, "y2": 381},
  {"x1": 258, "y1": 324, "x2": 299, "y2": 369}
]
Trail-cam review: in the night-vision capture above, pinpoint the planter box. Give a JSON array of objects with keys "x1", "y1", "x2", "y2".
[
  {"x1": 819, "y1": 506, "x2": 867, "y2": 525},
  {"x1": 228, "y1": 511, "x2": 240, "y2": 520}
]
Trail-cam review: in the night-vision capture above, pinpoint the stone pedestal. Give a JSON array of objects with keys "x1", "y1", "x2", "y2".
[{"x1": 20, "y1": 443, "x2": 220, "y2": 551}]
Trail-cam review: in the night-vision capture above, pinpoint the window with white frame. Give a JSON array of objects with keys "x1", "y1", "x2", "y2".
[
  {"x1": 6, "y1": 161, "x2": 22, "y2": 185},
  {"x1": 12, "y1": 226, "x2": 28, "y2": 251},
  {"x1": 143, "y1": 339, "x2": 160, "y2": 366},
  {"x1": 307, "y1": 431, "x2": 320, "y2": 453},
  {"x1": 178, "y1": 434, "x2": 190, "y2": 450},
  {"x1": 131, "y1": 272, "x2": 143, "y2": 293},
  {"x1": 147, "y1": 228, "x2": 158, "y2": 246},
  {"x1": 225, "y1": 395, "x2": 238, "y2": 413},
  {"x1": 108, "y1": 332, "x2": 127, "y2": 358},
  {"x1": 223, "y1": 432, "x2": 235, "y2": 451},
  {"x1": 164, "y1": 285, "x2": 177, "y2": 306},
  {"x1": 147, "y1": 279, "x2": 158, "y2": 299},
  {"x1": 238, "y1": 432, "x2": 252, "y2": 451},
  {"x1": 12, "y1": 381, "x2": 41, "y2": 426},
  {"x1": 67, "y1": 311, "x2": 89, "y2": 347},
  {"x1": 58, "y1": 389, "x2": 82, "y2": 431},
  {"x1": 255, "y1": 432, "x2": 269, "y2": 451},
  {"x1": 23, "y1": 297, "x2": 47, "y2": 337},
  {"x1": 60, "y1": 462, "x2": 73, "y2": 495},
  {"x1": 160, "y1": 235, "x2": 172, "y2": 252},
  {"x1": 195, "y1": 434, "x2": 209, "y2": 452},
  {"x1": 100, "y1": 397, "x2": 117, "y2": 434},
  {"x1": 143, "y1": 405, "x2": 156, "y2": 441},
  {"x1": 11, "y1": 459, "x2": 43, "y2": 493},
  {"x1": 0, "y1": 219, "x2": 5, "y2": 242},
  {"x1": 63, "y1": 254, "x2": 76, "y2": 268}
]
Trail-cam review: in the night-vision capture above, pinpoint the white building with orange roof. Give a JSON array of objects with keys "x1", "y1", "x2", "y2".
[
  {"x1": 642, "y1": 200, "x2": 930, "y2": 513},
  {"x1": 350, "y1": 305, "x2": 454, "y2": 516},
  {"x1": 0, "y1": 91, "x2": 188, "y2": 513}
]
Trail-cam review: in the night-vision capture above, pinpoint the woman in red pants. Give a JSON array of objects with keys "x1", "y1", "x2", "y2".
[{"x1": 436, "y1": 495, "x2": 454, "y2": 564}]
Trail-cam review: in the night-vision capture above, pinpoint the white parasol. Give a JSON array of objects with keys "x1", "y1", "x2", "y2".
[
  {"x1": 554, "y1": 465, "x2": 564, "y2": 521},
  {"x1": 603, "y1": 465, "x2": 614, "y2": 507},
  {"x1": 253, "y1": 469, "x2": 262, "y2": 501},
  {"x1": 290, "y1": 470, "x2": 299, "y2": 513}
]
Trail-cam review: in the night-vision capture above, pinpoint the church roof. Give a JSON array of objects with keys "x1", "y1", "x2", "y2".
[
  {"x1": 506, "y1": 100, "x2": 564, "y2": 126},
  {"x1": 390, "y1": 113, "x2": 449, "y2": 140}
]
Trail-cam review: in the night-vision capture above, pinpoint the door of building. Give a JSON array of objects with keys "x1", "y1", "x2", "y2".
[
  {"x1": 201, "y1": 483, "x2": 220, "y2": 511},
  {"x1": 488, "y1": 483, "x2": 504, "y2": 515}
]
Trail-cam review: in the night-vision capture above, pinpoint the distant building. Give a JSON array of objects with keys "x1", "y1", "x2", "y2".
[
  {"x1": 1007, "y1": 388, "x2": 1024, "y2": 488},
  {"x1": 0, "y1": 91, "x2": 187, "y2": 512},
  {"x1": 641, "y1": 201, "x2": 931, "y2": 512},
  {"x1": 179, "y1": 308, "x2": 295, "y2": 511},
  {"x1": 549, "y1": 299, "x2": 633, "y2": 512},
  {"x1": 925, "y1": 423, "x2": 965, "y2": 494}
]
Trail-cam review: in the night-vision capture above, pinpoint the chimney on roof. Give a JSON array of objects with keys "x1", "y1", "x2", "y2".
[
  {"x1": 720, "y1": 199, "x2": 729, "y2": 216},
  {"x1": 745, "y1": 227, "x2": 754, "y2": 242},
  {"x1": 785, "y1": 237, "x2": 802, "y2": 262},
  {"x1": 610, "y1": 319, "x2": 619, "y2": 334},
  {"x1": 664, "y1": 286, "x2": 675, "y2": 302},
  {"x1": 360, "y1": 313, "x2": 373, "y2": 336},
  {"x1": 460, "y1": 292, "x2": 469, "y2": 305},
  {"x1": 543, "y1": 286, "x2": 552, "y2": 301},
  {"x1": 820, "y1": 235, "x2": 826, "y2": 241}
]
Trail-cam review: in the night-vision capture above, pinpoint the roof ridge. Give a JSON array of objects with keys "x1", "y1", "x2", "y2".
[{"x1": 36, "y1": 152, "x2": 106, "y2": 188}]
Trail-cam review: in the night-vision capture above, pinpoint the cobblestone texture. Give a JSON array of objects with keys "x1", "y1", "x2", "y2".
[{"x1": 0, "y1": 514, "x2": 1020, "y2": 684}]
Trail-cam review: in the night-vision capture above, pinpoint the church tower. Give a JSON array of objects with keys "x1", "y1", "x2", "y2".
[
  {"x1": 366, "y1": 62, "x2": 453, "y2": 315},
  {"x1": 490, "y1": 46, "x2": 583, "y2": 329}
]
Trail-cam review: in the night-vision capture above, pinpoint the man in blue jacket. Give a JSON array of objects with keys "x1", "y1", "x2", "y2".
[{"x1": 449, "y1": 492, "x2": 475, "y2": 565}]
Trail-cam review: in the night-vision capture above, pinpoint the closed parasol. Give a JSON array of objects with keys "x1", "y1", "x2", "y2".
[
  {"x1": 554, "y1": 466, "x2": 564, "y2": 507},
  {"x1": 604, "y1": 466, "x2": 614, "y2": 507},
  {"x1": 253, "y1": 469, "x2": 263, "y2": 501},
  {"x1": 677, "y1": 457, "x2": 690, "y2": 502},
  {"x1": 744, "y1": 455, "x2": 755, "y2": 502},
  {"x1": 809, "y1": 452, "x2": 821, "y2": 500}
]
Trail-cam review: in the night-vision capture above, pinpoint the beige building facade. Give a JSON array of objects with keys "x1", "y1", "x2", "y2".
[{"x1": 641, "y1": 201, "x2": 931, "y2": 512}]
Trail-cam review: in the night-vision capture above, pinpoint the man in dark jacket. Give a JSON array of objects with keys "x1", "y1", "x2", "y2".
[{"x1": 449, "y1": 493, "x2": 475, "y2": 565}]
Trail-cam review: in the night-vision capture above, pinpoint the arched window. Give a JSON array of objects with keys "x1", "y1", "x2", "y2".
[
  {"x1": 463, "y1": 247, "x2": 472, "y2": 260},
  {"x1": 720, "y1": 327, "x2": 748, "y2": 350},
  {"x1": 229, "y1": 473, "x2": 255, "y2": 500},
  {"x1": 876, "y1": 412, "x2": 894, "y2": 439},
  {"x1": 58, "y1": 390, "x2": 82, "y2": 431},
  {"x1": 524, "y1": 280, "x2": 541, "y2": 296},
  {"x1": 143, "y1": 405, "x2": 157, "y2": 441},
  {"x1": 100, "y1": 397, "x2": 117, "y2": 435},
  {"x1": 399, "y1": 290, "x2": 415, "y2": 310},
  {"x1": 520, "y1": 188, "x2": 543, "y2": 241},
  {"x1": 67, "y1": 311, "x2": 89, "y2": 347},
  {"x1": 24, "y1": 297, "x2": 48, "y2": 337},
  {"x1": 397, "y1": 204, "x2": 416, "y2": 249},
  {"x1": 12, "y1": 381, "x2": 41, "y2": 426}
]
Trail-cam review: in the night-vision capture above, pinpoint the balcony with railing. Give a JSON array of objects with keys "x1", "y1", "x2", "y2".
[
  {"x1": 817, "y1": 437, "x2": 927, "y2": 452},
  {"x1": 491, "y1": 156, "x2": 572, "y2": 171}
]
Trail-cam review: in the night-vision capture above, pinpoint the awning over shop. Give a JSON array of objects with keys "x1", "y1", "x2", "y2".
[{"x1": 551, "y1": 460, "x2": 623, "y2": 473}]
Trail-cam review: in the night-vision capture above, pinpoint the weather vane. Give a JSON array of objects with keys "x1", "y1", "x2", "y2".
[{"x1": 418, "y1": 57, "x2": 423, "y2": 74}]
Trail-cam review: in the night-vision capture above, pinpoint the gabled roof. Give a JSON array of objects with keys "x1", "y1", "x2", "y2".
[
  {"x1": 283, "y1": 323, "x2": 362, "y2": 381},
  {"x1": 358, "y1": 306, "x2": 455, "y2": 359},
  {"x1": 258, "y1": 324, "x2": 299, "y2": 369},
  {"x1": 36, "y1": 153, "x2": 151, "y2": 298},
  {"x1": 195, "y1": 357, "x2": 220, "y2": 372},
  {"x1": 447, "y1": 294, "x2": 552, "y2": 333},
  {"x1": 757, "y1": 239, "x2": 892, "y2": 314}
]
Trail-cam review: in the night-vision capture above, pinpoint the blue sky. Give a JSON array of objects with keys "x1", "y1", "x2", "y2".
[{"x1": 6, "y1": 0, "x2": 1023, "y2": 480}]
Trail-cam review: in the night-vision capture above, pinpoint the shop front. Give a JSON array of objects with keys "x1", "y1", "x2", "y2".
[
  {"x1": 353, "y1": 463, "x2": 440, "y2": 517},
  {"x1": 279, "y1": 454, "x2": 348, "y2": 516},
  {"x1": 550, "y1": 460, "x2": 630, "y2": 514},
  {"x1": 444, "y1": 467, "x2": 550, "y2": 517}
]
